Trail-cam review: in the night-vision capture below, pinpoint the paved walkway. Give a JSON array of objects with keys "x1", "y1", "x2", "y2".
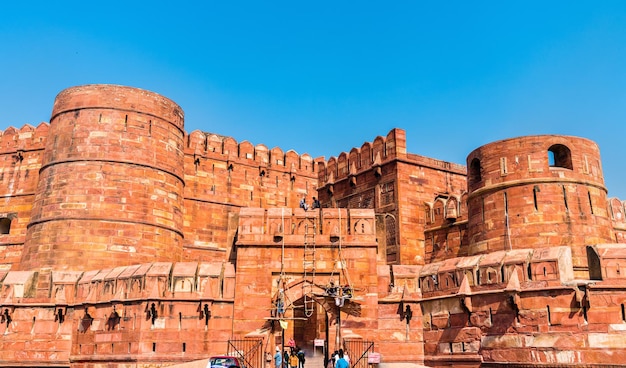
[{"x1": 302, "y1": 349, "x2": 326, "y2": 368}]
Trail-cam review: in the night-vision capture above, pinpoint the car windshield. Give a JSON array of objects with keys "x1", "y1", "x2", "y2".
[{"x1": 211, "y1": 358, "x2": 237, "y2": 367}]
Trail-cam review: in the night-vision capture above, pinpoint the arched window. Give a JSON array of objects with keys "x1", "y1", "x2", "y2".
[
  {"x1": 469, "y1": 158, "x2": 481, "y2": 186},
  {"x1": 548, "y1": 144, "x2": 573, "y2": 169}
]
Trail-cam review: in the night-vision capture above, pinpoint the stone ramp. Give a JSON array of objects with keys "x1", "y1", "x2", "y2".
[
  {"x1": 165, "y1": 354, "x2": 431, "y2": 368},
  {"x1": 167, "y1": 358, "x2": 209, "y2": 368},
  {"x1": 166, "y1": 353, "x2": 325, "y2": 368}
]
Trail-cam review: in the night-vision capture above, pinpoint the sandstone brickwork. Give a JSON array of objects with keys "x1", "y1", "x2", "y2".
[{"x1": 0, "y1": 84, "x2": 626, "y2": 367}]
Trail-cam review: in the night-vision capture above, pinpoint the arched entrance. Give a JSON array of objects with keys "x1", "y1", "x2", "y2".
[{"x1": 268, "y1": 277, "x2": 362, "y2": 368}]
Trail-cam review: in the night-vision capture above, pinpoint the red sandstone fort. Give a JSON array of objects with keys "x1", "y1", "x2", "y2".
[{"x1": 0, "y1": 84, "x2": 625, "y2": 367}]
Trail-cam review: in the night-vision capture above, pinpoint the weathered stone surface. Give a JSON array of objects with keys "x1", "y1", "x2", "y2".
[{"x1": 2, "y1": 86, "x2": 626, "y2": 367}]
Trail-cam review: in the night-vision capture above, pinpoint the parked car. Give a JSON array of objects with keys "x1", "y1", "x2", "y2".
[{"x1": 208, "y1": 355, "x2": 245, "y2": 368}]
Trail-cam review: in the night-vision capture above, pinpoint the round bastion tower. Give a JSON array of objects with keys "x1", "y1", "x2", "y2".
[
  {"x1": 20, "y1": 85, "x2": 185, "y2": 271},
  {"x1": 466, "y1": 135, "x2": 614, "y2": 276}
]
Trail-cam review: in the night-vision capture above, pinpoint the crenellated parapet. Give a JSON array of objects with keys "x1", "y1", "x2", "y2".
[
  {"x1": 0, "y1": 124, "x2": 49, "y2": 267},
  {"x1": 317, "y1": 128, "x2": 407, "y2": 185},
  {"x1": 0, "y1": 261, "x2": 237, "y2": 366},
  {"x1": 0, "y1": 123, "x2": 49, "y2": 154},
  {"x1": 417, "y1": 246, "x2": 574, "y2": 299},
  {"x1": 185, "y1": 130, "x2": 320, "y2": 175},
  {"x1": 416, "y1": 243, "x2": 626, "y2": 367},
  {"x1": 423, "y1": 193, "x2": 470, "y2": 263},
  {"x1": 424, "y1": 193, "x2": 468, "y2": 226},
  {"x1": 0, "y1": 261, "x2": 235, "y2": 305},
  {"x1": 608, "y1": 197, "x2": 626, "y2": 243}
]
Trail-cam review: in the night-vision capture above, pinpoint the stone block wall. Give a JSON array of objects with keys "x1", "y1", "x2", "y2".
[
  {"x1": 466, "y1": 135, "x2": 614, "y2": 278},
  {"x1": 0, "y1": 261, "x2": 236, "y2": 367},
  {"x1": 317, "y1": 128, "x2": 467, "y2": 266},
  {"x1": 21, "y1": 85, "x2": 187, "y2": 271},
  {"x1": 0, "y1": 124, "x2": 48, "y2": 270},
  {"x1": 2, "y1": 85, "x2": 626, "y2": 367},
  {"x1": 182, "y1": 131, "x2": 320, "y2": 262}
]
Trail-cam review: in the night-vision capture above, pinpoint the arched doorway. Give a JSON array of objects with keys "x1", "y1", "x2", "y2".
[{"x1": 269, "y1": 278, "x2": 362, "y2": 368}]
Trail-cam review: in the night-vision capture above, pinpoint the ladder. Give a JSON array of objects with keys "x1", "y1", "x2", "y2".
[{"x1": 303, "y1": 212, "x2": 316, "y2": 317}]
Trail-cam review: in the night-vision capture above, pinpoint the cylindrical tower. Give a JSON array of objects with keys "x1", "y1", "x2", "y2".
[
  {"x1": 20, "y1": 85, "x2": 185, "y2": 271},
  {"x1": 466, "y1": 135, "x2": 613, "y2": 276}
]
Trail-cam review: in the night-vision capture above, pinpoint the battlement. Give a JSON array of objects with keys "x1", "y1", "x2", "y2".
[
  {"x1": 0, "y1": 123, "x2": 49, "y2": 153},
  {"x1": 186, "y1": 130, "x2": 320, "y2": 174},
  {"x1": 317, "y1": 128, "x2": 407, "y2": 183},
  {"x1": 317, "y1": 128, "x2": 465, "y2": 186},
  {"x1": 0, "y1": 261, "x2": 236, "y2": 304}
]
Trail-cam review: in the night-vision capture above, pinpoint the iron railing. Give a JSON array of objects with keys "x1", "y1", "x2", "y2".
[
  {"x1": 343, "y1": 339, "x2": 375, "y2": 368},
  {"x1": 227, "y1": 338, "x2": 264, "y2": 368}
]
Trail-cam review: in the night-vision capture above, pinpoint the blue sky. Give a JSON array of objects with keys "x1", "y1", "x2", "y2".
[{"x1": 2, "y1": 2, "x2": 626, "y2": 197}]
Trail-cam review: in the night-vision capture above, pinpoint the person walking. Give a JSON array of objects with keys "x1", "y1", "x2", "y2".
[
  {"x1": 274, "y1": 347, "x2": 282, "y2": 368},
  {"x1": 334, "y1": 350, "x2": 348, "y2": 368},
  {"x1": 289, "y1": 349, "x2": 299, "y2": 368},
  {"x1": 296, "y1": 348, "x2": 305, "y2": 368},
  {"x1": 266, "y1": 351, "x2": 273, "y2": 368}
]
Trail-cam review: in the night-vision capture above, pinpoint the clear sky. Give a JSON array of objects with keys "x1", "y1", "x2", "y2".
[{"x1": 1, "y1": 2, "x2": 626, "y2": 197}]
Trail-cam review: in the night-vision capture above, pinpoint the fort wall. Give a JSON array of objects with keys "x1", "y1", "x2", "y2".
[
  {"x1": 21, "y1": 85, "x2": 186, "y2": 271},
  {"x1": 2, "y1": 85, "x2": 626, "y2": 367},
  {"x1": 466, "y1": 135, "x2": 613, "y2": 277},
  {"x1": 0, "y1": 261, "x2": 236, "y2": 366},
  {"x1": 317, "y1": 128, "x2": 467, "y2": 265},
  {"x1": 182, "y1": 131, "x2": 319, "y2": 261}
]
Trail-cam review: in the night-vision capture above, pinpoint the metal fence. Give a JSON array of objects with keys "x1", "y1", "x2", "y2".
[
  {"x1": 227, "y1": 338, "x2": 264, "y2": 368},
  {"x1": 343, "y1": 339, "x2": 375, "y2": 368}
]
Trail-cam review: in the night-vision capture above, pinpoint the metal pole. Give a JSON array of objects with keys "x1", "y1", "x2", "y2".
[
  {"x1": 336, "y1": 264, "x2": 341, "y2": 350},
  {"x1": 336, "y1": 208, "x2": 342, "y2": 351},
  {"x1": 336, "y1": 305, "x2": 341, "y2": 350}
]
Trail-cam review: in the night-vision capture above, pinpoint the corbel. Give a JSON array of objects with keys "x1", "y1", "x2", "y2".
[
  {"x1": 459, "y1": 294, "x2": 473, "y2": 315},
  {"x1": 349, "y1": 175, "x2": 357, "y2": 187},
  {"x1": 1, "y1": 307, "x2": 13, "y2": 327},
  {"x1": 112, "y1": 304, "x2": 122, "y2": 319},
  {"x1": 573, "y1": 284, "x2": 591, "y2": 309},
  {"x1": 13, "y1": 150, "x2": 23, "y2": 163},
  {"x1": 508, "y1": 292, "x2": 521, "y2": 322},
  {"x1": 78, "y1": 306, "x2": 94, "y2": 333},
  {"x1": 146, "y1": 301, "x2": 159, "y2": 324},
  {"x1": 198, "y1": 302, "x2": 212, "y2": 326},
  {"x1": 402, "y1": 304, "x2": 413, "y2": 324},
  {"x1": 373, "y1": 165, "x2": 382, "y2": 178},
  {"x1": 54, "y1": 306, "x2": 67, "y2": 324}
]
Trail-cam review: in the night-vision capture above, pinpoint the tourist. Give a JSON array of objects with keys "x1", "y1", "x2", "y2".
[
  {"x1": 299, "y1": 197, "x2": 308, "y2": 210},
  {"x1": 266, "y1": 351, "x2": 273, "y2": 368},
  {"x1": 296, "y1": 347, "x2": 305, "y2": 368},
  {"x1": 329, "y1": 351, "x2": 337, "y2": 368},
  {"x1": 289, "y1": 349, "x2": 299, "y2": 368},
  {"x1": 311, "y1": 197, "x2": 320, "y2": 209},
  {"x1": 274, "y1": 347, "x2": 282, "y2": 368},
  {"x1": 334, "y1": 350, "x2": 348, "y2": 368}
]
